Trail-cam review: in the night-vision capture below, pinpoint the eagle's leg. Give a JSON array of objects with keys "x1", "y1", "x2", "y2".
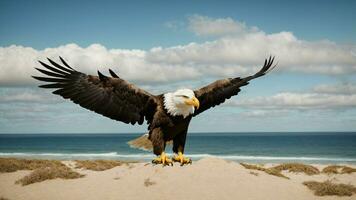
[
  {"x1": 172, "y1": 151, "x2": 192, "y2": 166},
  {"x1": 150, "y1": 128, "x2": 172, "y2": 166},
  {"x1": 172, "y1": 131, "x2": 192, "y2": 166},
  {"x1": 152, "y1": 152, "x2": 173, "y2": 166}
]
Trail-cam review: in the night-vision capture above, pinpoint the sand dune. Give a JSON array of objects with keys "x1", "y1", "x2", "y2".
[{"x1": 1, "y1": 157, "x2": 356, "y2": 200}]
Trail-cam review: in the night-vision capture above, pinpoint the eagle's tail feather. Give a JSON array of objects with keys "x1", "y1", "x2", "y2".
[
  {"x1": 127, "y1": 133, "x2": 173, "y2": 152},
  {"x1": 127, "y1": 133, "x2": 153, "y2": 152}
]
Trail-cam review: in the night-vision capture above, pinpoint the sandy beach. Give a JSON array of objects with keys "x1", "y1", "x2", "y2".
[{"x1": 1, "y1": 157, "x2": 356, "y2": 200}]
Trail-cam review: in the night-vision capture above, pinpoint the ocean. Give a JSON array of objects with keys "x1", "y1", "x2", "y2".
[{"x1": 0, "y1": 132, "x2": 356, "y2": 164}]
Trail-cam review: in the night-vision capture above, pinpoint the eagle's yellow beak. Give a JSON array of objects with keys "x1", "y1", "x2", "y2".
[{"x1": 185, "y1": 97, "x2": 200, "y2": 109}]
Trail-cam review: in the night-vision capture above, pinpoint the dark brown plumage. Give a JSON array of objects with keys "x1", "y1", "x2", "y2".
[
  {"x1": 194, "y1": 56, "x2": 275, "y2": 116},
  {"x1": 33, "y1": 56, "x2": 276, "y2": 163},
  {"x1": 33, "y1": 58, "x2": 157, "y2": 125}
]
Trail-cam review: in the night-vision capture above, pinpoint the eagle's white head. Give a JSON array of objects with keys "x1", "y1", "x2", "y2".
[{"x1": 163, "y1": 89, "x2": 200, "y2": 118}]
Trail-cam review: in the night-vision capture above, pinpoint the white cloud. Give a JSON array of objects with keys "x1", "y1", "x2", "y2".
[
  {"x1": 0, "y1": 15, "x2": 355, "y2": 87},
  {"x1": 152, "y1": 15, "x2": 356, "y2": 75},
  {"x1": 234, "y1": 93, "x2": 356, "y2": 109},
  {"x1": 312, "y1": 82, "x2": 356, "y2": 95},
  {"x1": 0, "y1": 92, "x2": 44, "y2": 103},
  {"x1": 188, "y1": 15, "x2": 258, "y2": 36},
  {"x1": 164, "y1": 20, "x2": 185, "y2": 31},
  {"x1": 0, "y1": 44, "x2": 201, "y2": 86},
  {"x1": 238, "y1": 110, "x2": 289, "y2": 118},
  {"x1": 226, "y1": 83, "x2": 356, "y2": 110},
  {"x1": 0, "y1": 88, "x2": 62, "y2": 104}
]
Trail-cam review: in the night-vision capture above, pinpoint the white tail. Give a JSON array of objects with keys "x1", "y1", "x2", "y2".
[
  {"x1": 127, "y1": 133, "x2": 153, "y2": 151},
  {"x1": 127, "y1": 133, "x2": 173, "y2": 152}
]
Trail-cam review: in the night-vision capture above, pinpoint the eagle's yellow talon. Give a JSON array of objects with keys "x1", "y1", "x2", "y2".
[
  {"x1": 152, "y1": 152, "x2": 173, "y2": 166},
  {"x1": 173, "y1": 152, "x2": 191, "y2": 166}
]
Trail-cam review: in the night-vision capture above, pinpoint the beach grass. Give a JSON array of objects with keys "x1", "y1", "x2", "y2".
[
  {"x1": 264, "y1": 168, "x2": 290, "y2": 179},
  {"x1": 15, "y1": 166, "x2": 84, "y2": 186},
  {"x1": 241, "y1": 162, "x2": 356, "y2": 196},
  {"x1": 240, "y1": 163, "x2": 289, "y2": 179},
  {"x1": 0, "y1": 158, "x2": 64, "y2": 173},
  {"x1": 240, "y1": 162, "x2": 321, "y2": 179},
  {"x1": 322, "y1": 165, "x2": 356, "y2": 174},
  {"x1": 271, "y1": 163, "x2": 320, "y2": 175},
  {"x1": 303, "y1": 180, "x2": 356, "y2": 196},
  {"x1": 341, "y1": 166, "x2": 356, "y2": 174},
  {"x1": 240, "y1": 163, "x2": 265, "y2": 171},
  {"x1": 75, "y1": 160, "x2": 130, "y2": 171},
  {"x1": 0, "y1": 158, "x2": 84, "y2": 185}
]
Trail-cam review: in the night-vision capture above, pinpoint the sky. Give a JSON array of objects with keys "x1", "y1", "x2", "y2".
[{"x1": 0, "y1": 0, "x2": 355, "y2": 133}]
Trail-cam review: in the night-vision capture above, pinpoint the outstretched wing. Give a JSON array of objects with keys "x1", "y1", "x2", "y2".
[
  {"x1": 193, "y1": 56, "x2": 276, "y2": 116},
  {"x1": 32, "y1": 57, "x2": 157, "y2": 125}
]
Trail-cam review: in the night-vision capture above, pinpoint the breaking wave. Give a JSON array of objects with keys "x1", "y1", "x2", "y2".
[{"x1": 1, "y1": 152, "x2": 356, "y2": 163}]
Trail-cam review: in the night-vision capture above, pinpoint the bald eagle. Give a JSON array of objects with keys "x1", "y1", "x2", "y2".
[{"x1": 33, "y1": 56, "x2": 276, "y2": 166}]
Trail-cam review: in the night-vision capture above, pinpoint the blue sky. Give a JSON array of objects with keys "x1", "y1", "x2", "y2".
[
  {"x1": 1, "y1": 0, "x2": 355, "y2": 48},
  {"x1": 0, "y1": 0, "x2": 355, "y2": 133}
]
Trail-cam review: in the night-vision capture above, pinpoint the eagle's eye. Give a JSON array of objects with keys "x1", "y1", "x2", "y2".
[{"x1": 177, "y1": 95, "x2": 189, "y2": 98}]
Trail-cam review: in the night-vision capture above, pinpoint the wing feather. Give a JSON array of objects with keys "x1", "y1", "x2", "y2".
[
  {"x1": 38, "y1": 61, "x2": 70, "y2": 75},
  {"x1": 194, "y1": 56, "x2": 276, "y2": 116},
  {"x1": 109, "y1": 69, "x2": 120, "y2": 78},
  {"x1": 33, "y1": 57, "x2": 157, "y2": 125},
  {"x1": 35, "y1": 68, "x2": 66, "y2": 78},
  {"x1": 47, "y1": 58, "x2": 73, "y2": 73},
  {"x1": 59, "y1": 56, "x2": 75, "y2": 70}
]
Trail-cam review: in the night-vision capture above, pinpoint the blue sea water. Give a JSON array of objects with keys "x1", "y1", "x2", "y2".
[{"x1": 0, "y1": 132, "x2": 356, "y2": 164}]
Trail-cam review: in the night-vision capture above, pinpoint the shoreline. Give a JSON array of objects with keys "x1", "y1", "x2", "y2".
[
  {"x1": 1, "y1": 132, "x2": 355, "y2": 165},
  {"x1": 1, "y1": 157, "x2": 356, "y2": 200},
  {"x1": 0, "y1": 154, "x2": 356, "y2": 165}
]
